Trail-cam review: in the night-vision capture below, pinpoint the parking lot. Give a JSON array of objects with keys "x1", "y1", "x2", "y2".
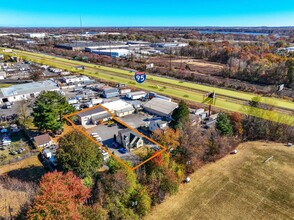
[{"x1": 0, "y1": 100, "x2": 32, "y2": 121}]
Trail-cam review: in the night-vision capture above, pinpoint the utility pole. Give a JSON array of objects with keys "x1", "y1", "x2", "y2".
[
  {"x1": 109, "y1": 35, "x2": 113, "y2": 67},
  {"x1": 169, "y1": 47, "x2": 172, "y2": 71}
]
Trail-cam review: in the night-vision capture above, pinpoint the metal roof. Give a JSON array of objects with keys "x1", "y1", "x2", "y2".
[
  {"x1": 77, "y1": 106, "x2": 108, "y2": 118},
  {"x1": 0, "y1": 80, "x2": 59, "y2": 98},
  {"x1": 143, "y1": 98, "x2": 178, "y2": 116}
]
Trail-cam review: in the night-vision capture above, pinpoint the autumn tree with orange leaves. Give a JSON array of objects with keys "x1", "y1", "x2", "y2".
[{"x1": 27, "y1": 171, "x2": 90, "y2": 220}]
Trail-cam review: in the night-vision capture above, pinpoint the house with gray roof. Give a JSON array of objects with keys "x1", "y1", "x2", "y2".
[
  {"x1": 117, "y1": 128, "x2": 144, "y2": 151},
  {"x1": 0, "y1": 80, "x2": 60, "y2": 104}
]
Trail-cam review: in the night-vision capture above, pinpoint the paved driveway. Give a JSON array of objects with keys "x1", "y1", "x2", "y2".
[{"x1": 86, "y1": 123, "x2": 141, "y2": 166}]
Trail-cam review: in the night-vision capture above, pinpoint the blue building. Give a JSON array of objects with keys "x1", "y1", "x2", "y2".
[{"x1": 102, "y1": 88, "x2": 119, "y2": 98}]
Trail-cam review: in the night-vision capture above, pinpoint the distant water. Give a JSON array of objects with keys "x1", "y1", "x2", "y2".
[{"x1": 198, "y1": 30, "x2": 270, "y2": 36}]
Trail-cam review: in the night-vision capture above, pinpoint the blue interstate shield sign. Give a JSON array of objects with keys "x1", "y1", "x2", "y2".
[{"x1": 134, "y1": 72, "x2": 146, "y2": 84}]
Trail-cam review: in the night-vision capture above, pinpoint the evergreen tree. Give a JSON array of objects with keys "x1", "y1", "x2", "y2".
[
  {"x1": 57, "y1": 131, "x2": 103, "y2": 178},
  {"x1": 170, "y1": 100, "x2": 190, "y2": 129},
  {"x1": 32, "y1": 91, "x2": 75, "y2": 132},
  {"x1": 216, "y1": 113, "x2": 233, "y2": 135}
]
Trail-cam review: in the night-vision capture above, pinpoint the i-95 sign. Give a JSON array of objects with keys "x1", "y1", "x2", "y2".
[{"x1": 134, "y1": 72, "x2": 146, "y2": 84}]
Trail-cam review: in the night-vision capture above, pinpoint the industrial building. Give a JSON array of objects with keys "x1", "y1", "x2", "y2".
[
  {"x1": 85, "y1": 44, "x2": 129, "y2": 52},
  {"x1": 143, "y1": 98, "x2": 178, "y2": 117},
  {"x1": 126, "y1": 91, "x2": 147, "y2": 100},
  {"x1": 24, "y1": 33, "x2": 47, "y2": 38},
  {"x1": 62, "y1": 75, "x2": 91, "y2": 84},
  {"x1": 0, "y1": 80, "x2": 60, "y2": 104},
  {"x1": 55, "y1": 41, "x2": 125, "y2": 51},
  {"x1": 55, "y1": 41, "x2": 103, "y2": 51},
  {"x1": 102, "y1": 100, "x2": 135, "y2": 117},
  {"x1": 77, "y1": 106, "x2": 111, "y2": 126},
  {"x1": 92, "y1": 49, "x2": 130, "y2": 58},
  {"x1": 102, "y1": 88, "x2": 119, "y2": 98}
]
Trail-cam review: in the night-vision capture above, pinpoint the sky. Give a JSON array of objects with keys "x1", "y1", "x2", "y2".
[{"x1": 0, "y1": 0, "x2": 294, "y2": 27}]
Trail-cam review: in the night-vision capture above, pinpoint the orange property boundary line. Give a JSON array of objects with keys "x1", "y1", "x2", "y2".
[{"x1": 64, "y1": 104, "x2": 167, "y2": 171}]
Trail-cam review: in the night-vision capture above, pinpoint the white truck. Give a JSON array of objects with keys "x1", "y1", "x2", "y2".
[
  {"x1": 126, "y1": 91, "x2": 147, "y2": 100},
  {"x1": 68, "y1": 98, "x2": 78, "y2": 105},
  {"x1": 91, "y1": 98, "x2": 103, "y2": 105}
]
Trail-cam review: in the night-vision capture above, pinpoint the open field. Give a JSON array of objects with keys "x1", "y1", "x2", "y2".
[
  {"x1": 2, "y1": 48, "x2": 294, "y2": 126},
  {"x1": 173, "y1": 59, "x2": 224, "y2": 69},
  {"x1": 146, "y1": 141, "x2": 294, "y2": 220}
]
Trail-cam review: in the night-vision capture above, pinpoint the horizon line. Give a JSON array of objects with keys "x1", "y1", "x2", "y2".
[{"x1": 0, "y1": 25, "x2": 294, "y2": 29}]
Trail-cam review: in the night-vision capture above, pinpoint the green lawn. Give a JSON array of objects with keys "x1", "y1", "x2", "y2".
[
  {"x1": 0, "y1": 84, "x2": 11, "y2": 88},
  {"x1": 2, "y1": 48, "x2": 294, "y2": 126}
]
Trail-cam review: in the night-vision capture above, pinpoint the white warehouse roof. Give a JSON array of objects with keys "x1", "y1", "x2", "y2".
[
  {"x1": 102, "y1": 100, "x2": 134, "y2": 112},
  {"x1": 0, "y1": 80, "x2": 59, "y2": 98}
]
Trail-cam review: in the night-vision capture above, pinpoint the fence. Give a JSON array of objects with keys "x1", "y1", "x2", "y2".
[{"x1": 0, "y1": 151, "x2": 39, "y2": 166}]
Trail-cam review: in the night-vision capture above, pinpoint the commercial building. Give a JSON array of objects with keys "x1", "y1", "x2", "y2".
[
  {"x1": 92, "y1": 49, "x2": 130, "y2": 58},
  {"x1": 62, "y1": 75, "x2": 91, "y2": 84},
  {"x1": 85, "y1": 44, "x2": 129, "y2": 52},
  {"x1": 143, "y1": 98, "x2": 178, "y2": 117},
  {"x1": 24, "y1": 33, "x2": 47, "y2": 38},
  {"x1": 0, "y1": 80, "x2": 60, "y2": 104},
  {"x1": 102, "y1": 88, "x2": 119, "y2": 98},
  {"x1": 102, "y1": 100, "x2": 135, "y2": 117},
  {"x1": 77, "y1": 106, "x2": 111, "y2": 126},
  {"x1": 126, "y1": 91, "x2": 147, "y2": 100}
]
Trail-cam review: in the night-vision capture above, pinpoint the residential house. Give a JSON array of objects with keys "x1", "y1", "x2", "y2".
[
  {"x1": 117, "y1": 128, "x2": 144, "y2": 151},
  {"x1": 149, "y1": 119, "x2": 168, "y2": 132},
  {"x1": 34, "y1": 134, "x2": 53, "y2": 148}
]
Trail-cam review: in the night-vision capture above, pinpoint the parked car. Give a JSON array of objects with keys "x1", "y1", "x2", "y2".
[
  {"x1": 118, "y1": 148, "x2": 128, "y2": 154},
  {"x1": 112, "y1": 142, "x2": 120, "y2": 149}
]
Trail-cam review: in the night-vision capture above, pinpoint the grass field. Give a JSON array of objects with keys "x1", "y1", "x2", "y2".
[
  {"x1": 2, "y1": 48, "x2": 294, "y2": 126},
  {"x1": 146, "y1": 142, "x2": 294, "y2": 220},
  {"x1": 0, "y1": 84, "x2": 11, "y2": 88}
]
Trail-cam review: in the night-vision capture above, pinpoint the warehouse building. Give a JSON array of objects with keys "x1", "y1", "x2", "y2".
[
  {"x1": 92, "y1": 49, "x2": 130, "y2": 58},
  {"x1": 85, "y1": 44, "x2": 129, "y2": 52},
  {"x1": 62, "y1": 75, "x2": 90, "y2": 84},
  {"x1": 143, "y1": 98, "x2": 178, "y2": 117},
  {"x1": 102, "y1": 100, "x2": 134, "y2": 117},
  {"x1": 102, "y1": 88, "x2": 119, "y2": 98},
  {"x1": 24, "y1": 33, "x2": 47, "y2": 38},
  {"x1": 77, "y1": 106, "x2": 111, "y2": 126},
  {"x1": 0, "y1": 80, "x2": 60, "y2": 104}
]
